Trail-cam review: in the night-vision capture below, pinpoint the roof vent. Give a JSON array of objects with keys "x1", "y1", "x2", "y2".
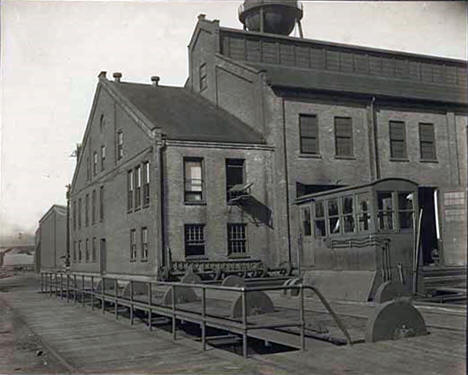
[
  {"x1": 113, "y1": 72, "x2": 122, "y2": 82},
  {"x1": 151, "y1": 76, "x2": 160, "y2": 87}
]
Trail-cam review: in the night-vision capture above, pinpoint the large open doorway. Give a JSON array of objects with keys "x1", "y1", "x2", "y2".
[{"x1": 418, "y1": 187, "x2": 439, "y2": 266}]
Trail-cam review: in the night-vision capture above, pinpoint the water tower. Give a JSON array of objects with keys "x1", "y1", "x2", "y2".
[{"x1": 238, "y1": 0, "x2": 304, "y2": 37}]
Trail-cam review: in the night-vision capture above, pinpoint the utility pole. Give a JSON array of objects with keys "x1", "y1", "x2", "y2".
[{"x1": 66, "y1": 184, "x2": 71, "y2": 269}]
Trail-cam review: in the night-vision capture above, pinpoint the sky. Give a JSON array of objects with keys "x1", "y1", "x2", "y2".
[{"x1": 1, "y1": 0, "x2": 466, "y2": 244}]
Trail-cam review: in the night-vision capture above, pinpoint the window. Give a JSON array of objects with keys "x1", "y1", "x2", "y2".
[
  {"x1": 92, "y1": 237, "x2": 97, "y2": 263},
  {"x1": 78, "y1": 241, "x2": 82, "y2": 262},
  {"x1": 99, "y1": 186, "x2": 104, "y2": 222},
  {"x1": 141, "y1": 227, "x2": 148, "y2": 260},
  {"x1": 334, "y1": 117, "x2": 353, "y2": 157},
  {"x1": 226, "y1": 159, "x2": 245, "y2": 201},
  {"x1": 314, "y1": 201, "x2": 326, "y2": 237},
  {"x1": 78, "y1": 198, "x2": 82, "y2": 229},
  {"x1": 93, "y1": 151, "x2": 98, "y2": 176},
  {"x1": 73, "y1": 241, "x2": 77, "y2": 262},
  {"x1": 101, "y1": 146, "x2": 106, "y2": 171},
  {"x1": 199, "y1": 63, "x2": 207, "y2": 91},
  {"x1": 328, "y1": 199, "x2": 340, "y2": 234},
  {"x1": 377, "y1": 192, "x2": 394, "y2": 231},
  {"x1": 127, "y1": 170, "x2": 134, "y2": 211},
  {"x1": 357, "y1": 193, "x2": 371, "y2": 231},
  {"x1": 117, "y1": 131, "x2": 124, "y2": 160},
  {"x1": 85, "y1": 194, "x2": 89, "y2": 227},
  {"x1": 72, "y1": 201, "x2": 76, "y2": 231},
  {"x1": 130, "y1": 229, "x2": 137, "y2": 261},
  {"x1": 92, "y1": 190, "x2": 96, "y2": 225},
  {"x1": 398, "y1": 192, "x2": 414, "y2": 230},
  {"x1": 301, "y1": 207, "x2": 312, "y2": 236},
  {"x1": 342, "y1": 196, "x2": 355, "y2": 233},
  {"x1": 143, "y1": 162, "x2": 150, "y2": 207},
  {"x1": 227, "y1": 223, "x2": 247, "y2": 255},
  {"x1": 389, "y1": 121, "x2": 407, "y2": 159},
  {"x1": 184, "y1": 158, "x2": 203, "y2": 202},
  {"x1": 419, "y1": 123, "x2": 436, "y2": 160},
  {"x1": 185, "y1": 224, "x2": 205, "y2": 257},
  {"x1": 99, "y1": 114, "x2": 105, "y2": 132},
  {"x1": 299, "y1": 114, "x2": 319, "y2": 154},
  {"x1": 86, "y1": 156, "x2": 90, "y2": 180},
  {"x1": 85, "y1": 239, "x2": 89, "y2": 263},
  {"x1": 135, "y1": 165, "x2": 142, "y2": 209}
]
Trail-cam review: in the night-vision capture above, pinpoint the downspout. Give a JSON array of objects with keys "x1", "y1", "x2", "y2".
[
  {"x1": 370, "y1": 96, "x2": 381, "y2": 179},
  {"x1": 159, "y1": 136, "x2": 168, "y2": 268},
  {"x1": 281, "y1": 98, "x2": 292, "y2": 265}
]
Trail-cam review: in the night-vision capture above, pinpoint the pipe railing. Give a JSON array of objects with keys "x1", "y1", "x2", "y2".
[{"x1": 39, "y1": 271, "x2": 352, "y2": 357}]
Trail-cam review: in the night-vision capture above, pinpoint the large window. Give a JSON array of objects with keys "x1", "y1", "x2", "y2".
[
  {"x1": 85, "y1": 194, "x2": 89, "y2": 227},
  {"x1": 226, "y1": 159, "x2": 245, "y2": 201},
  {"x1": 135, "y1": 165, "x2": 142, "y2": 209},
  {"x1": 141, "y1": 227, "x2": 148, "y2": 260},
  {"x1": 78, "y1": 198, "x2": 82, "y2": 229},
  {"x1": 127, "y1": 170, "x2": 134, "y2": 211},
  {"x1": 117, "y1": 131, "x2": 124, "y2": 160},
  {"x1": 398, "y1": 192, "x2": 414, "y2": 230},
  {"x1": 92, "y1": 190, "x2": 96, "y2": 225},
  {"x1": 184, "y1": 224, "x2": 205, "y2": 257},
  {"x1": 143, "y1": 161, "x2": 150, "y2": 207},
  {"x1": 85, "y1": 239, "x2": 89, "y2": 263},
  {"x1": 419, "y1": 123, "x2": 436, "y2": 160},
  {"x1": 328, "y1": 199, "x2": 340, "y2": 235},
  {"x1": 99, "y1": 186, "x2": 104, "y2": 222},
  {"x1": 184, "y1": 158, "x2": 203, "y2": 202},
  {"x1": 227, "y1": 223, "x2": 247, "y2": 255},
  {"x1": 389, "y1": 121, "x2": 407, "y2": 159},
  {"x1": 92, "y1": 237, "x2": 97, "y2": 263},
  {"x1": 101, "y1": 145, "x2": 106, "y2": 171},
  {"x1": 377, "y1": 192, "x2": 394, "y2": 231},
  {"x1": 78, "y1": 241, "x2": 82, "y2": 262},
  {"x1": 301, "y1": 207, "x2": 312, "y2": 236},
  {"x1": 342, "y1": 196, "x2": 355, "y2": 233},
  {"x1": 299, "y1": 114, "x2": 319, "y2": 154},
  {"x1": 314, "y1": 201, "x2": 326, "y2": 237},
  {"x1": 334, "y1": 117, "x2": 353, "y2": 157},
  {"x1": 130, "y1": 229, "x2": 137, "y2": 261},
  {"x1": 357, "y1": 193, "x2": 371, "y2": 232}
]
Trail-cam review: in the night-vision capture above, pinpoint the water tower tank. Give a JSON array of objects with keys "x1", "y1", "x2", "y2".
[{"x1": 239, "y1": 0, "x2": 303, "y2": 36}]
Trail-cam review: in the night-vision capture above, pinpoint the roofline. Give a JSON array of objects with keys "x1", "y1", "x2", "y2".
[
  {"x1": 38, "y1": 204, "x2": 67, "y2": 224},
  {"x1": 295, "y1": 178, "x2": 418, "y2": 204},
  {"x1": 219, "y1": 26, "x2": 467, "y2": 66}
]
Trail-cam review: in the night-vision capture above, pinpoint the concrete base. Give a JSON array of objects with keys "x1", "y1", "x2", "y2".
[{"x1": 303, "y1": 270, "x2": 376, "y2": 302}]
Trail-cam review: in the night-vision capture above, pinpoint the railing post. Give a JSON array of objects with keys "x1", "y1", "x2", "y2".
[
  {"x1": 242, "y1": 288, "x2": 248, "y2": 358},
  {"x1": 172, "y1": 285, "x2": 176, "y2": 340},
  {"x1": 91, "y1": 276, "x2": 94, "y2": 310},
  {"x1": 114, "y1": 279, "x2": 118, "y2": 319},
  {"x1": 130, "y1": 280, "x2": 134, "y2": 325},
  {"x1": 299, "y1": 285, "x2": 305, "y2": 351},
  {"x1": 148, "y1": 282, "x2": 152, "y2": 331},
  {"x1": 201, "y1": 288, "x2": 206, "y2": 351}
]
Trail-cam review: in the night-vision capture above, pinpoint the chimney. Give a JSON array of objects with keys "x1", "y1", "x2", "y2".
[
  {"x1": 198, "y1": 14, "x2": 206, "y2": 21},
  {"x1": 98, "y1": 71, "x2": 107, "y2": 79},
  {"x1": 151, "y1": 76, "x2": 160, "y2": 87},
  {"x1": 113, "y1": 72, "x2": 122, "y2": 82}
]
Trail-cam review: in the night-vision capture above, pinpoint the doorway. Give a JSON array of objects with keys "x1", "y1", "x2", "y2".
[
  {"x1": 418, "y1": 187, "x2": 439, "y2": 265},
  {"x1": 100, "y1": 239, "x2": 106, "y2": 274}
]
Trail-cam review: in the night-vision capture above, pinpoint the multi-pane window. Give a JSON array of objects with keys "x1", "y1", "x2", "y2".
[
  {"x1": 78, "y1": 241, "x2": 82, "y2": 262},
  {"x1": 99, "y1": 186, "x2": 104, "y2": 222},
  {"x1": 93, "y1": 151, "x2": 98, "y2": 176},
  {"x1": 199, "y1": 63, "x2": 207, "y2": 91},
  {"x1": 72, "y1": 201, "x2": 76, "y2": 231},
  {"x1": 130, "y1": 229, "x2": 137, "y2": 261},
  {"x1": 135, "y1": 165, "x2": 142, "y2": 209},
  {"x1": 419, "y1": 123, "x2": 436, "y2": 160},
  {"x1": 357, "y1": 193, "x2": 371, "y2": 232},
  {"x1": 92, "y1": 237, "x2": 97, "y2": 263},
  {"x1": 314, "y1": 201, "x2": 326, "y2": 237},
  {"x1": 101, "y1": 145, "x2": 106, "y2": 171},
  {"x1": 78, "y1": 198, "x2": 82, "y2": 229},
  {"x1": 301, "y1": 207, "x2": 312, "y2": 236},
  {"x1": 85, "y1": 194, "x2": 89, "y2": 227},
  {"x1": 334, "y1": 117, "x2": 353, "y2": 156},
  {"x1": 184, "y1": 224, "x2": 205, "y2": 257},
  {"x1": 342, "y1": 196, "x2": 355, "y2": 233},
  {"x1": 85, "y1": 239, "x2": 89, "y2": 263},
  {"x1": 227, "y1": 223, "x2": 247, "y2": 255},
  {"x1": 92, "y1": 190, "x2": 96, "y2": 225},
  {"x1": 226, "y1": 159, "x2": 245, "y2": 201},
  {"x1": 143, "y1": 162, "x2": 150, "y2": 207},
  {"x1": 141, "y1": 227, "x2": 148, "y2": 260},
  {"x1": 398, "y1": 192, "x2": 414, "y2": 230},
  {"x1": 389, "y1": 121, "x2": 407, "y2": 159},
  {"x1": 377, "y1": 192, "x2": 394, "y2": 231},
  {"x1": 127, "y1": 170, "x2": 134, "y2": 211},
  {"x1": 299, "y1": 114, "x2": 319, "y2": 154},
  {"x1": 184, "y1": 158, "x2": 203, "y2": 202},
  {"x1": 117, "y1": 131, "x2": 124, "y2": 160},
  {"x1": 328, "y1": 199, "x2": 340, "y2": 235}
]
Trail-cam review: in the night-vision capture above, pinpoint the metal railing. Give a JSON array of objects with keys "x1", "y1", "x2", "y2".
[{"x1": 39, "y1": 271, "x2": 351, "y2": 358}]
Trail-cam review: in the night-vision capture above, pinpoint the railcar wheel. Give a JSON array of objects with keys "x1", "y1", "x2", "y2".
[
  {"x1": 222, "y1": 275, "x2": 246, "y2": 287},
  {"x1": 374, "y1": 281, "x2": 408, "y2": 303},
  {"x1": 230, "y1": 291, "x2": 274, "y2": 318}
]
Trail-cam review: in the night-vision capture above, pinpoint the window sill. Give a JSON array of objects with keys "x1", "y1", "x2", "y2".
[
  {"x1": 186, "y1": 255, "x2": 208, "y2": 261},
  {"x1": 298, "y1": 153, "x2": 322, "y2": 159},
  {"x1": 334, "y1": 155, "x2": 355, "y2": 160},
  {"x1": 228, "y1": 254, "x2": 250, "y2": 260},
  {"x1": 184, "y1": 201, "x2": 207, "y2": 206},
  {"x1": 390, "y1": 158, "x2": 409, "y2": 162},
  {"x1": 420, "y1": 159, "x2": 438, "y2": 164}
]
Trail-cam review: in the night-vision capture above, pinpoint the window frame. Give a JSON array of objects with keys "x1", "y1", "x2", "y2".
[
  {"x1": 419, "y1": 122, "x2": 437, "y2": 161},
  {"x1": 226, "y1": 159, "x2": 245, "y2": 202},
  {"x1": 130, "y1": 229, "x2": 137, "y2": 262},
  {"x1": 334, "y1": 116, "x2": 354, "y2": 157},
  {"x1": 92, "y1": 190, "x2": 96, "y2": 225},
  {"x1": 299, "y1": 114, "x2": 319, "y2": 155},
  {"x1": 85, "y1": 194, "x2": 89, "y2": 227},
  {"x1": 184, "y1": 224, "x2": 206, "y2": 258},
  {"x1": 227, "y1": 223, "x2": 248, "y2": 257},
  {"x1": 93, "y1": 151, "x2": 98, "y2": 176},
  {"x1": 101, "y1": 145, "x2": 106, "y2": 171},
  {"x1": 135, "y1": 165, "x2": 142, "y2": 210},
  {"x1": 143, "y1": 161, "x2": 150, "y2": 207},
  {"x1": 301, "y1": 206, "x2": 312, "y2": 236},
  {"x1": 127, "y1": 170, "x2": 134, "y2": 212},
  {"x1": 199, "y1": 63, "x2": 207, "y2": 91},
  {"x1": 389, "y1": 120, "x2": 407, "y2": 160},
  {"x1": 117, "y1": 130, "x2": 124, "y2": 160},
  {"x1": 141, "y1": 227, "x2": 148, "y2": 261},
  {"x1": 183, "y1": 157, "x2": 204, "y2": 204},
  {"x1": 99, "y1": 186, "x2": 104, "y2": 222},
  {"x1": 92, "y1": 237, "x2": 97, "y2": 263}
]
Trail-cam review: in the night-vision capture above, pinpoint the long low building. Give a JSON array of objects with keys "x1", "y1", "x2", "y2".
[{"x1": 37, "y1": 205, "x2": 67, "y2": 272}]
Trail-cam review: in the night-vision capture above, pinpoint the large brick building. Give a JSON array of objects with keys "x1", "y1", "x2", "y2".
[{"x1": 69, "y1": 2, "x2": 467, "y2": 279}]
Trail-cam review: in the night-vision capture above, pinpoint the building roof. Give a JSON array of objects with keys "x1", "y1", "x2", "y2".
[
  {"x1": 108, "y1": 82, "x2": 265, "y2": 144},
  {"x1": 39, "y1": 204, "x2": 67, "y2": 224}
]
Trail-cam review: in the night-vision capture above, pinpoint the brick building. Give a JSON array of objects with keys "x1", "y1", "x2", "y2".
[{"x1": 69, "y1": 2, "x2": 467, "y2": 279}]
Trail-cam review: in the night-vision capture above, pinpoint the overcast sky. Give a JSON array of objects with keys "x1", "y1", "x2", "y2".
[{"x1": 1, "y1": 0, "x2": 466, "y2": 243}]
